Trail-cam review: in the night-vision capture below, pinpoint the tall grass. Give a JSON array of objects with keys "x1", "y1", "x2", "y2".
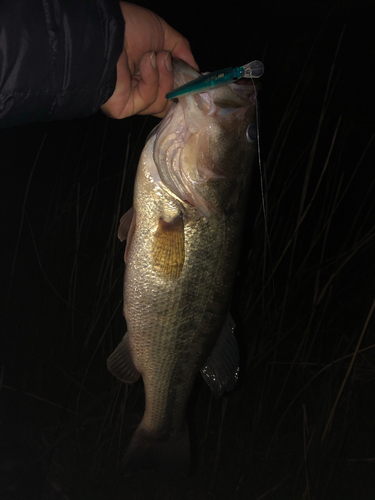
[{"x1": 2, "y1": 37, "x2": 374, "y2": 500}]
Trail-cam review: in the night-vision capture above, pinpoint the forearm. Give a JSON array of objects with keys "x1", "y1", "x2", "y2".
[{"x1": 0, "y1": 0, "x2": 124, "y2": 129}]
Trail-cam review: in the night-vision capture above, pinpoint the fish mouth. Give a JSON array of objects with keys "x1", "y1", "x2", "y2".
[
  {"x1": 152, "y1": 60, "x2": 258, "y2": 219},
  {"x1": 171, "y1": 59, "x2": 201, "y2": 89},
  {"x1": 171, "y1": 58, "x2": 260, "y2": 102}
]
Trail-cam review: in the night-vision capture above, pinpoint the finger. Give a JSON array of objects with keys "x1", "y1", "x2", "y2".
[
  {"x1": 137, "y1": 50, "x2": 174, "y2": 118},
  {"x1": 130, "y1": 51, "x2": 160, "y2": 115},
  {"x1": 171, "y1": 39, "x2": 199, "y2": 72},
  {"x1": 101, "y1": 50, "x2": 133, "y2": 119},
  {"x1": 160, "y1": 20, "x2": 199, "y2": 71}
]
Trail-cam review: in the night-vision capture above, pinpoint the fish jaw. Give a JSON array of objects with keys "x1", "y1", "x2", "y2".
[{"x1": 153, "y1": 60, "x2": 258, "y2": 220}]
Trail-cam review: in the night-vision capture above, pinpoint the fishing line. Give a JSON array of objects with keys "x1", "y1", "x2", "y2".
[{"x1": 251, "y1": 76, "x2": 276, "y2": 307}]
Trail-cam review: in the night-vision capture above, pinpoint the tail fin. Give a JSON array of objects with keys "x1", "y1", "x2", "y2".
[{"x1": 122, "y1": 421, "x2": 190, "y2": 477}]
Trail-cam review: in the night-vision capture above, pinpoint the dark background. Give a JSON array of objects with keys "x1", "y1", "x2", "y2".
[{"x1": 1, "y1": 1, "x2": 375, "y2": 499}]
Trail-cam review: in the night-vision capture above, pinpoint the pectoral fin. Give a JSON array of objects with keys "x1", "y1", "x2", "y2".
[
  {"x1": 200, "y1": 313, "x2": 239, "y2": 398},
  {"x1": 152, "y1": 215, "x2": 185, "y2": 280},
  {"x1": 118, "y1": 208, "x2": 136, "y2": 263},
  {"x1": 118, "y1": 208, "x2": 133, "y2": 242},
  {"x1": 107, "y1": 332, "x2": 140, "y2": 384}
]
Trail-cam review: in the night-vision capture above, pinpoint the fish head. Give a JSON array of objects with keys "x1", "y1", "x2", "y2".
[{"x1": 153, "y1": 59, "x2": 259, "y2": 220}]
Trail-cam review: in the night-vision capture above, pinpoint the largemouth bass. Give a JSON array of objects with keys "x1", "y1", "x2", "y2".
[{"x1": 107, "y1": 59, "x2": 259, "y2": 475}]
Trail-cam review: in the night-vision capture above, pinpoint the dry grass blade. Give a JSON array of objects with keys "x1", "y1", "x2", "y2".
[
  {"x1": 322, "y1": 295, "x2": 375, "y2": 442},
  {"x1": 6, "y1": 133, "x2": 47, "y2": 307}
]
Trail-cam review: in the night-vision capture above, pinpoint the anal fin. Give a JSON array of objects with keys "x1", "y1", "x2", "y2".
[
  {"x1": 107, "y1": 332, "x2": 140, "y2": 384},
  {"x1": 200, "y1": 313, "x2": 239, "y2": 398}
]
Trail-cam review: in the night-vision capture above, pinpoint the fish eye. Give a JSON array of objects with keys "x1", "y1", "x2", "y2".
[{"x1": 246, "y1": 123, "x2": 257, "y2": 143}]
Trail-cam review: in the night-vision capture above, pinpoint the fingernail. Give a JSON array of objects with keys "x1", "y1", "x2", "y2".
[
  {"x1": 150, "y1": 51, "x2": 156, "y2": 69},
  {"x1": 165, "y1": 51, "x2": 172, "y2": 72}
]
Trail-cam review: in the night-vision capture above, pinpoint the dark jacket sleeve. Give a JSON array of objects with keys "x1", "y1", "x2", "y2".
[{"x1": 0, "y1": 0, "x2": 124, "y2": 129}]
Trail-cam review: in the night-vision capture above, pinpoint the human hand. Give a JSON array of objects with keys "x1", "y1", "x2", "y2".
[{"x1": 101, "y1": 2, "x2": 198, "y2": 119}]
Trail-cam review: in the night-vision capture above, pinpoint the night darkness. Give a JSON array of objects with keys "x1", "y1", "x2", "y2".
[{"x1": 1, "y1": 1, "x2": 375, "y2": 499}]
